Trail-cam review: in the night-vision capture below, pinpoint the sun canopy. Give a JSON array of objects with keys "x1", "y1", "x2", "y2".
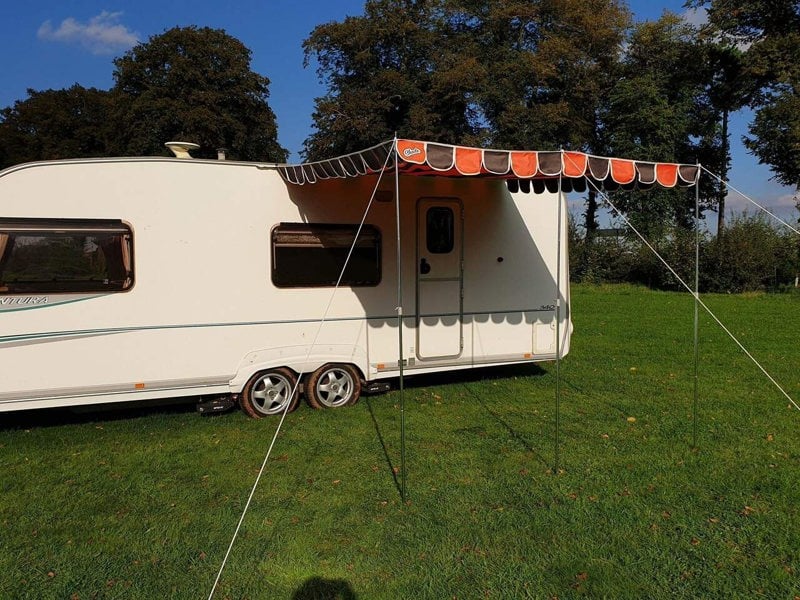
[{"x1": 277, "y1": 139, "x2": 700, "y2": 193}]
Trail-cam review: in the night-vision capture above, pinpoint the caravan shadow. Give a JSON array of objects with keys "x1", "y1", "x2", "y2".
[
  {"x1": 0, "y1": 397, "x2": 197, "y2": 431},
  {"x1": 394, "y1": 362, "x2": 547, "y2": 390}
]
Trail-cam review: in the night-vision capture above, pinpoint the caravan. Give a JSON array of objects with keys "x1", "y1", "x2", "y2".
[{"x1": 0, "y1": 140, "x2": 690, "y2": 417}]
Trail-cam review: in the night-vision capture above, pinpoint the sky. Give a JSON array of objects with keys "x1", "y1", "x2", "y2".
[{"x1": 0, "y1": 0, "x2": 796, "y2": 223}]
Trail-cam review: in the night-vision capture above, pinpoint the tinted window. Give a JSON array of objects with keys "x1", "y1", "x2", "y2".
[
  {"x1": 272, "y1": 223, "x2": 381, "y2": 288},
  {"x1": 426, "y1": 207, "x2": 454, "y2": 254},
  {"x1": 0, "y1": 219, "x2": 133, "y2": 294}
]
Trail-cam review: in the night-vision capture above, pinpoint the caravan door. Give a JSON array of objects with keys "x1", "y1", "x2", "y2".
[{"x1": 416, "y1": 198, "x2": 463, "y2": 360}]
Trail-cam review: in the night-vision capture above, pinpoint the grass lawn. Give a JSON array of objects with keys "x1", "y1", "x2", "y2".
[{"x1": 1, "y1": 284, "x2": 799, "y2": 599}]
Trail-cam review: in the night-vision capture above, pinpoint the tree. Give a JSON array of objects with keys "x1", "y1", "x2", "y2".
[
  {"x1": 746, "y1": 80, "x2": 800, "y2": 188},
  {"x1": 462, "y1": 0, "x2": 630, "y2": 151},
  {"x1": 303, "y1": 0, "x2": 486, "y2": 159},
  {"x1": 700, "y1": 212, "x2": 798, "y2": 292},
  {"x1": 302, "y1": 0, "x2": 630, "y2": 161},
  {"x1": 1, "y1": 27, "x2": 285, "y2": 166},
  {"x1": 603, "y1": 14, "x2": 722, "y2": 233},
  {"x1": 688, "y1": 0, "x2": 800, "y2": 188},
  {"x1": 0, "y1": 85, "x2": 114, "y2": 170},
  {"x1": 111, "y1": 26, "x2": 286, "y2": 161},
  {"x1": 700, "y1": 43, "x2": 757, "y2": 232}
]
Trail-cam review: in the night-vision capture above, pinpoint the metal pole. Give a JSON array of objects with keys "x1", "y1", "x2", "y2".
[
  {"x1": 554, "y1": 156, "x2": 564, "y2": 473},
  {"x1": 394, "y1": 136, "x2": 406, "y2": 501},
  {"x1": 692, "y1": 164, "x2": 701, "y2": 448}
]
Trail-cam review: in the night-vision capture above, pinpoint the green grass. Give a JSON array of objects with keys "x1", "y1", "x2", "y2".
[{"x1": 2, "y1": 284, "x2": 799, "y2": 599}]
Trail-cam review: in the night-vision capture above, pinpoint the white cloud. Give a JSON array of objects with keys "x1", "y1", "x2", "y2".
[
  {"x1": 681, "y1": 7, "x2": 708, "y2": 29},
  {"x1": 775, "y1": 192, "x2": 800, "y2": 207},
  {"x1": 37, "y1": 11, "x2": 139, "y2": 55}
]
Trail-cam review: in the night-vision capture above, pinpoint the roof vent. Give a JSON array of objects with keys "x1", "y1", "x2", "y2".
[{"x1": 165, "y1": 141, "x2": 200, "y2": 159}]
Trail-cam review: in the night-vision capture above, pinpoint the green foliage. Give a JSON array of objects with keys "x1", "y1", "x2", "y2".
[
  {"x1": 746, "y1": 87, "x2": 800, "y2": 187},
  {"x1": 302, "y1": 0, "x2": 631, "y2": 159},
  {"x1": 303, "y1": 0, "x2": 488, "y2": 159},
  {"x1": 701, "y1": 213, "x2": 799, "y2": 292},
  {"x1": 458, "y1": 0, "x2": 630, "y2": 151},
  {"x1": 0, "y1": 27, "x2": 285, "y2": 168},
  {"x1": 2, "y1": 286, "x2": 799, "y2": 597},
  {"x1": 112, "y1": 26, "x2": 286, "y2": 162},
  {"x1": 0, "y1": 86, "x2": 114, "y2": 168},
  {"x1": 695, "y1": 43, "x2": 757, "y2": 232},
  {"x1": 689, "y1": 0, "x2": 799, "y2": 43},
  {"x1": 689, "y1": 0, "x2": 800, "y2": 187},
  {"x1": 604, "y1": 14, "x2": 721, "y2": 229},
  {"x1": 570, "y1": 211, "x2": 800, "y2": 293}
]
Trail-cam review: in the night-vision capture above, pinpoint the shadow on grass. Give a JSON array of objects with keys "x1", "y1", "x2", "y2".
[
  {"x1": 0, "y1": 396, "x2": 198, "y2": 431},
  {"x1": 558, "y1": 374, "x2": 635, "y2": 420},
  {"x1": 396, "y1": 362, "x2": 548, "y2": 390},
  {"x1": 365, "y1": 396, "x2": 402, "y2": 497},
  {"x1": 364, "y1": 362, "x2": 551, "y2": 496},
  {"x1": 400, "y1": 363, "x2": 551, "y2": 467},
  {"x1": 292, "y1": 576, "x2": 357, "y2": 600},
  {"x1": 460, "y1": 382, "x2": 551, "y2": 470}
]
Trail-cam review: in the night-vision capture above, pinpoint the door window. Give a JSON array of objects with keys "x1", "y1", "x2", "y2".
[{"x1": 426, "y1": 207, "x2": 454, "y2": 254}]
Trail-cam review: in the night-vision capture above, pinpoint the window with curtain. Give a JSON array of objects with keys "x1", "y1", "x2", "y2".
[{"x1": 0, "y1": 219, "x2": 133, "y2": 294}]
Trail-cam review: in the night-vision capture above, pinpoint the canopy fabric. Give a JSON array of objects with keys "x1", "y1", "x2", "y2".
[{"x1": 277, "y1": 139, "x2": 699, "y2": 192}]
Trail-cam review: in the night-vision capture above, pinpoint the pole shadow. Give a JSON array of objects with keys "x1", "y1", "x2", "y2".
[
  {"x1": 364, "y1": 396, "x2": 402, "y2": 498},
  {"x1": 460, "y1": 382, "x2": 550, "y2": 469},
  {"x1": 363, "y1": 362, "x2": 551, "y2": 495}
]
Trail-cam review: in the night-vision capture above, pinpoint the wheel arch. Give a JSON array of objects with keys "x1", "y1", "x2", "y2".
[{"x1": 229, "y1": 344, "x2": 368, "y2": 392}]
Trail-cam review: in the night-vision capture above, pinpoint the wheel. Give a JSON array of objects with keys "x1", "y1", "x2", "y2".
[
  {"x1": 240, "y1": 368, "x2": 300, "y2": 418},
  {"x1": 305, "y1": 363, "x2": 362, "y2": 409}
]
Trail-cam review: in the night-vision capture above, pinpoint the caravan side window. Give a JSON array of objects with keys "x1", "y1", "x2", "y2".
[
  {"x1": 0, "y1": 219, "x2": 133, "y2": 294},
  {"x1": 272, "y1": 223, "x2": 381, "y2": 288}
]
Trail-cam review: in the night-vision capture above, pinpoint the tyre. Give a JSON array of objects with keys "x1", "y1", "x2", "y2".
[
  {"x1": 240, "y1": 368, "x2": 300, "y2": 418},
  {"x1": 305, "y1": 363, "x2": 362, "y2": 409}
]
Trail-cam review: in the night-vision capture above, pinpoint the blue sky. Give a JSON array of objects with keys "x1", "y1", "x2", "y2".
[{"x1": 0, "y1": 0, "x2": 795, "y2": 219}]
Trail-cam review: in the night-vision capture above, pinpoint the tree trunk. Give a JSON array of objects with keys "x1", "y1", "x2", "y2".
[{"x1": 717, "y1": 107, "x2": 730, "y2": 235}]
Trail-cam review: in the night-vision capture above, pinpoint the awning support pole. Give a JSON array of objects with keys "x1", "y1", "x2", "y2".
[
  {"x1": 692, "y1": 163, "x2": 701, "y2": 449},
  {"x1": 394, "y1": 135, "x2": 407, "y2": 501},
  {"x1": 554, "y1": 154, "x2": 564, "y2": 473}
]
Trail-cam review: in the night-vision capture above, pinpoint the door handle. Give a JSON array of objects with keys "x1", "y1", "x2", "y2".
[{"x1": 420, "y1": 257, "x2": 431, "y2": 275}]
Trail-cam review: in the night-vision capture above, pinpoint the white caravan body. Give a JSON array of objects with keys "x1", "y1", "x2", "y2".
[{"x1": 0, "y1": 156, "x2": 571, "y2": 412}]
